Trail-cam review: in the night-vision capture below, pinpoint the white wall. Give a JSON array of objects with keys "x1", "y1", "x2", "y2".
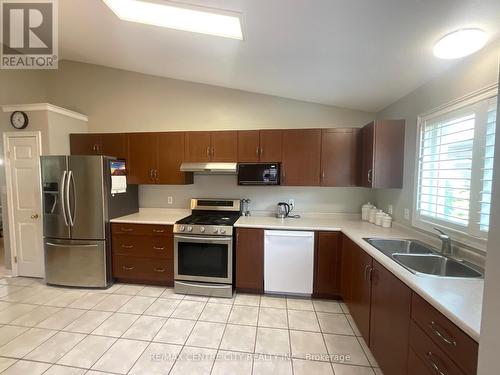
[
  {"x1": 140, "y1": 175, "x2": 373, "y2": 214},
  {"x1": 478, "y1": 72, "x2": 500, "y2": 374},
  {"x1": 46, "y1": 61, "x2": 375, "y2": 133},
  {"x1": 374, "y1": 40, "x2": 500, "y2": 225}
]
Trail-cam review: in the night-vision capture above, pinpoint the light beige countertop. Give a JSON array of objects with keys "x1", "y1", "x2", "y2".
[
  {"x1": 235, "y1": 214, "x2": 483, "y2": 342},
  {"x1": 110, "y1": 208, "x2": 191, "y2": 225},
  {"x1": 111, "y1": 209, "x2": 483, "y2": 341}
]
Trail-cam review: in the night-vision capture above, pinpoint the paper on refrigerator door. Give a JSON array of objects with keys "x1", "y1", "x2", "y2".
[
  {"x1": 110, "y1": 160, "x2": 127, "y2": 194},
  {"x1": 111, "y1": 175, "x2": 127, "y2": 194}
]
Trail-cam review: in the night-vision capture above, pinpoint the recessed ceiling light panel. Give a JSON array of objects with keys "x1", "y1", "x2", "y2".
[
  {"x1": 102, "y1": 0, "x2": 243, "y2": 40},
  {"x1": 433, "y1": 28, "x2": 487, "y2": 59}
]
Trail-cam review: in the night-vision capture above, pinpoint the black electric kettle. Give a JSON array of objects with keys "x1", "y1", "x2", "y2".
[{"x1": 276, "y1": 202, "x2": 291, "y2": 218}]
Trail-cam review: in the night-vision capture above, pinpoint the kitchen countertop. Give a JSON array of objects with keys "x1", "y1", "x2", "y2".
[
  {"x1": 111, "y1": 209, "x2": 483, "y2": 341},
  {"x1": 235, "y1": 215, "x2": 483, "y2": 342},
  {"x1": 110, "y1": 208, "x2": 191, "y2": 225}
]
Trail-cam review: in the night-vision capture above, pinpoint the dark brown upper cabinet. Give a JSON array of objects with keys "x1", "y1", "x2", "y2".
[
  {"x1": 70, "y1": 134, "x2": 102, "y2": 155},
  {"x1": 156, "y1": 132, "x2": 193, "y2": 185},
  {"x1": 184, "y1": 131, "x2": 237, "y2": 162},
  {"x1": 281, "y1": 129, "x2": 322, "y2": 186},
  {"x1": 70, "y1": 133, "x2": 127, "y2": 160},
  {"x1": 127, "y1": 133, "x2": 157, "y2": 184},
  {"x1": 359, "y1": 120, "x2": 405, "y2": 188},
  {"x1": 238, "y1": 130, "x2": 282, "y2": 163},
  {"x1": 100, "y1": 133, "x2": 128, "y2": 160},
  {"x1": 127, "y1": 132, "x2": 192, "y2": 185},
  {"x1": 320, "y1": 128, "x2": 360, "y2": 187}
]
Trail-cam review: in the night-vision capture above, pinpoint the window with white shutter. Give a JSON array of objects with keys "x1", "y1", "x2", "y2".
[{"x1": 414, "y1": 88, "x2": 497, "y2": 244}]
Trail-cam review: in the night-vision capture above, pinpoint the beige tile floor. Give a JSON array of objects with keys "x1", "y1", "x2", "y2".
[{"x1": 0, "y1": 276, "x2": 384, "y2": 374}]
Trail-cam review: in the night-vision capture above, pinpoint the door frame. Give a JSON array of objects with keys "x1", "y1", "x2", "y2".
[{"x1": 3, "y1": 131, "x2": 43, "y2": 277}]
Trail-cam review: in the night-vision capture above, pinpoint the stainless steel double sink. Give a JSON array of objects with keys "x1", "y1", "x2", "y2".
[{"x1": 363, "y1": 238, "x2": 483, "y2": 278}]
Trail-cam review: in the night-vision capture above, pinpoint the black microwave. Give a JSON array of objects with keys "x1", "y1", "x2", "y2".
[{"x1": 238, "y1": 163, "x2": 280, "y2": 185}]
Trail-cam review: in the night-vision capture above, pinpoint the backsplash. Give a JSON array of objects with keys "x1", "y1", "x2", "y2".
[{"x1": 139, "y1": 174, "x2": 374, "y2": 214}]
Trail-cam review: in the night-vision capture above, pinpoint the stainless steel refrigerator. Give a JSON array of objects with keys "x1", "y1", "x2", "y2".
[{"x1": 41, "y1": 155, "x2": 138, "y2": 288}]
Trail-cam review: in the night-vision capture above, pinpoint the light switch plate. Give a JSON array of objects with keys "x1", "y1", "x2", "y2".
[{"x1": 168, "y1": 196, "x2": 173, "y2": 204}]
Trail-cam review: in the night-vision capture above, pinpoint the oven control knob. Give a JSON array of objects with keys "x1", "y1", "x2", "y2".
[
  {"x1": 212, "y1": 228, "x2": 219, "y2": 234},
  {"x1": 200, "y1": 226, "x2": 205, "y2": 233},
  {"x1": 179, "y1": 225, "x2": 185, "y2": 232},
  {"x1": 187, "y1": 226, "x2": 193, "y2": 232},
  {"x1": 220, "y1": 228, "x2": 226, "y2": 234}
]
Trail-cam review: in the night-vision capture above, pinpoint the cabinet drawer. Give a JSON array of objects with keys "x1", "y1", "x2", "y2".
[
  {"x1": 410, "y1": 321, "x2": 466, "y2": 375},
  {"x1": 113, "y1": 255, "x2": 173, "y2": 283},
  {"x1": 111, "y1": 223, "x2": 173, "y2": 236},
  {"x1": 112, "y1": 235, "x2": 173, "y2": 259},
  {"x1": 408, "y1": 347, "x2": 434, "y2": 375},
  {"x1": 411, "y1": 293, "x2": 477, "y2": 375}
]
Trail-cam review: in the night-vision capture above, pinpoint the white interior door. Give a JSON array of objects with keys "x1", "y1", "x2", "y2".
[{"x1": 5, "y1": 133, "x2": 44, "y2": 277}]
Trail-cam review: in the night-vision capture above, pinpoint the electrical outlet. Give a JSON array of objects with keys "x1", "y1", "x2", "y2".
[
  {"x1": 167, "y1": 196, "x2": 173, "y2": 205},
  {"x1": 404, "y1": 208, "x2": 410, "y2": 220},
  {"x1": 288, "y1": 199, "x2": 295, "y2": 209},
  {"x1": 388, "y1": 204, "x2": 393, "y2": 215}
]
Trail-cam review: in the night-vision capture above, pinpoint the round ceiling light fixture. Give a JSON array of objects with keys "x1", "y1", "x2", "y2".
[{"x1": 433, "y1": 28, "x2": 487, "y2": 59}]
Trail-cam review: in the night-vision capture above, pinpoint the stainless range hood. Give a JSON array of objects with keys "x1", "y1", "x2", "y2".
[{"x1": 180, "y1": 162, "x2": 238, "y2": 174}]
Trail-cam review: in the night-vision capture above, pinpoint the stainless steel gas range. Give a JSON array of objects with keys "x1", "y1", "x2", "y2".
[{"x1": 173, "y1": 198, "x2": 241, "y2": 298}]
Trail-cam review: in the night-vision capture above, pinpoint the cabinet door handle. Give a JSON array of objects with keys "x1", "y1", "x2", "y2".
[
  {"x1": 367, "y1": 169, "x2": 373, "y2": 184},
  {"x1": 206, "y1": 146, "x2": 210, "y2": 158},
  {"x1": 153, "y1": 246, "x2": 165, "y2": 250},
  {"x1": 154, "y1": 169, "x2": 159, "y2": 181},
  {"x1": 426, "y1": 352, "x2": 446, "y2": 375},
  {"x1": 321, "y1": 171, "x2": 325, "y2": 182},
  {"x1": 363, "y1": 264, "x2": 371, "y2": 281},
  {"x1": 149, "y1": 169, "x2": 155, "y2": 181},
  {"x1": 121, "y1": 228, "x2": 133, "y2": 232},
  {"x1": 429, "y1": 321, "x2": 457, "y2": 346},
  {"x1": 256, "y1": 146, "x2": 260, "y2": 157},
  {"x1": 259, "y1": 147, "x2": 263, "y2": 156},
  {"x1": 211, "y1": 146, "x2": 215, "y2": 157},
  {"x1": 122, "y1": 265, "x2": 135, "y2": 271},
  {"x1": 154, "y1": 267, "x2": 166, "y2": 273},
  {"x1": 152, "y1": 229, "x2": 165, "y2": 233},
  {"x1": 121, "y1": 244, "x2": 134, "y2": 249}
]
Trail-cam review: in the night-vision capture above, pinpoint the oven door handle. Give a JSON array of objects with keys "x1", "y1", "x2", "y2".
[{"x1": 174, "y1": 235, "x2": 232, "y2": 242}]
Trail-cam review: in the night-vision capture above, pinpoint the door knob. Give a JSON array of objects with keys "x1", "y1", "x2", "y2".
[{"x1": 31, "y1": 214, "x2": 39, "y2": 219}]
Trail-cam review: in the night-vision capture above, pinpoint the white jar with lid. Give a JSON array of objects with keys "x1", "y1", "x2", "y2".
[
  {"x1": 382, "y1": 215, "x2": 393, "y2": 228},
  {"x1": 368, "y1": 207, "x2": 378, "y2": 223},
  {"x1": 375, "y1": 211, "x2": 385, "y2": 226},
  {"x1": 361, "y1": 202, "x2": 374, "y2": 221}
]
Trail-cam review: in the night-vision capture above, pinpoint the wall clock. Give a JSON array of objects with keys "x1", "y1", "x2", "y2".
[{"x1": 10, "y1": 111, "x2": 29, "y2": 129}]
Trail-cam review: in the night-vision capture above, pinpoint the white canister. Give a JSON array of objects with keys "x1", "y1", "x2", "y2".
[
  {"x1": 361, "y1": 202, "x2": 373, "y2": 221},
  {"x1": 382, "y1": 215, "x2": 393, "y2": 228},
  {"x1": 368, "y1": 207, "x2": 378, "y2": 223},
  {"x1": 375, "y1": 211, "x2": 385, "y2": 226}
]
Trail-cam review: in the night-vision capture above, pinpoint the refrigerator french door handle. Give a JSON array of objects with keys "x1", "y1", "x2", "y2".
[
  {"x1": 66, "y1": 170, "x2": 76, "y2": 227},
  {"x1": 60, "y1": 170, "x2": 68, "y2": 226}
]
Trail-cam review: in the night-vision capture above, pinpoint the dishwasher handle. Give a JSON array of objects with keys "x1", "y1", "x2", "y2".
[{"x1": 264, "y1": 230, "x2": 314, "y2": 238}]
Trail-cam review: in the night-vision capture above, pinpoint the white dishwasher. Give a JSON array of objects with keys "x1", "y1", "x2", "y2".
[{"x1": 264, "y1": 230, "x2": 315, "y2": 295}]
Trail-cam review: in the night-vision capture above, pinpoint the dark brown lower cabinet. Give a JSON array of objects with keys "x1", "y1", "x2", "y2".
[
  {"x1": 340, "y1": 236, "x2": 354, "y2": 304},
  {"x1": 313, "y1": 231, "x2": 341, "y2": 298},
  {"x1": 370, "y1": 260, "x2": 412, "y2": 375},
  {"x1": 111, "y1": 223, "x2": 174, "y2": 286},
  {"x1": 235, "y1": 228, "x2": 264, "y2": 293},
  {"x1": 347, "y1": 240, "x2": 373, "y2": 343}
]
